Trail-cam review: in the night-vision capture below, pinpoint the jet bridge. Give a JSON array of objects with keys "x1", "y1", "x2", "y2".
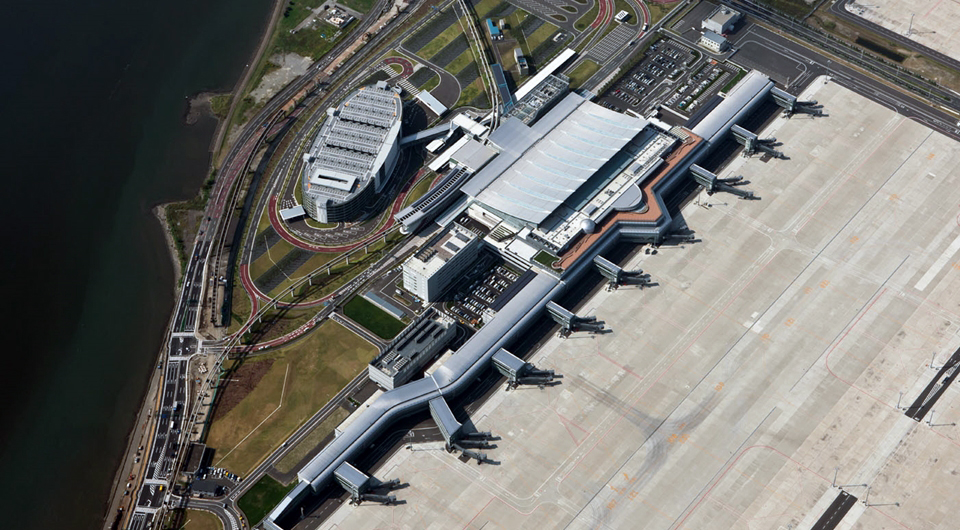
[
  {"x1": 690, "y1": 164, "x2": 757, "y2": 200},
  {"x1": 492, "y1": 348, "x2": 557, "y2": 390},
  {"x1": 546, "y1": 301, "x2": 607, "y2": 338},
  {"x1": 731, "y1": 124, "x2": 785, "y2": 159},
  {"x1": 428, "y1": 397, "x2": 494, "y2": 463},
  {"x1": 593, "y1": 255, "x2": 651, "y2": 291},
  {"x1": 771, "y1": 87, "x2": 823, "y2": 117},
  {"x1": 334, "y1": 462, "x2": 401, "y2": 505}
]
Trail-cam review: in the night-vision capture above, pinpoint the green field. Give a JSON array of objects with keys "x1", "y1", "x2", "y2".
[
  {"x1": 614, "y1": 0, "x2": 638, "y2": 24},
  {"x1": 524, "y1": 21, "x2": 560, "y2": 55},
  {"x1": 206, "y1": 321, "x2": 377, "y2": 476},
  {"x1": 648, "y1": 0, "x2": 682, "y2": 25},
  {"x1": 757, "y1": 0, "x2": 811, "y2": 18},
  {"x1": 402, "y1": 175, "x2": 435, "y2": 209},
  {"x1": 534, "y1": 250, "x2": 558, "y2": 268},
  {"x1": 343, "y1": 296, "x2": 406, "y2": 339},
  {"x1": 575, "y1": 1, "x2": 600, "y2": 31},
  {"x1": 339, "y1": 0, "x2": 377, "y2": 13},
  {"x1": 456, "y1": 78, "x2": 486, "y2": 108},
  {"x1": 274, "y1": 406, "x2": 350, "y2": 473},
  {"x1": 181, "y1": 510, "x2": 223, "y2": 530},
  {"x1": 237, "y1": 475, "x2": 295, "y2": 526},
  {"x1": 419, "y1": 19, "x2": 465, "y2": 59},
  {"x1": 275, "y1": 20, "x2": 350, "y2": 59},
  {"x1": 567, "y1": 59, "x2": 600, "y2": 88},
  {"x1": 420, "y1": 73, "x2": 441, "y2": 92},
  {"x1": 721, "y1": 67, "x2": 747, "y2": 93},
  {"x1": 277, "y1": 0, "x2": 324, "y2": 34},
  {"x1": 447, "y1": 49, "x2": 476, "y2": 76},
  {"x1": 250, "y1": 239, "x2": 297, "y2": 281},
  {"x1": 473, "y1": 0, "x2": 505, "y2": 17}
]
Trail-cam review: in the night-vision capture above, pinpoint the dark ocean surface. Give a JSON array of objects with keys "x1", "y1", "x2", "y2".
[{"x1": 0, "y1": 0, "x2": 272, "y2": 527}]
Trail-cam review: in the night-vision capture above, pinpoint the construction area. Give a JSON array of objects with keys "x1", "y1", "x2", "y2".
[{"x1": 314, "y1": 78, "x2": 960, "y2": 529}]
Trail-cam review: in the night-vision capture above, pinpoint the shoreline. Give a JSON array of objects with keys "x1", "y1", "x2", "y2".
[
  {"x1": 99, "y1": 0, "x2": 289, "y2": 525},
  {"x1": 154, "y1": 204, "x2": 183, "y2": 285},
  {"x1": 99, "y1": 206, "x2": 184, "y2": 530}
]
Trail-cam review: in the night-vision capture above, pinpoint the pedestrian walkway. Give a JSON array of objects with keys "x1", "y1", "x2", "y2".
[
  {"x1": 588, "y1": 25, "x2": 635, "y2": 62},
  {"x1": 380, "y1": 64, "x2": 420, "y2": 96}
]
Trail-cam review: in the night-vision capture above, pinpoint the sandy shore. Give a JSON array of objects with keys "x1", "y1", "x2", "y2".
[{"x1": 154, "y1": 204, "x2": 183, "y2": 285}]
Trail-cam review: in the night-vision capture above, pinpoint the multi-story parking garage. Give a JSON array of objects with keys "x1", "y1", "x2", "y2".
[{"x1": 300, "y1": 81, "x2": 402, "y2": 223}]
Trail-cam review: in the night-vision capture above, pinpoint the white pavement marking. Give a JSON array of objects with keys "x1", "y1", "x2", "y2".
[{"x1": 914, "y1": 232, "x2": 960, "y2": 291}]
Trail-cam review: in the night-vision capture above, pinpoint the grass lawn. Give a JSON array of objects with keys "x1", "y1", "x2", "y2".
[
  {"x1": 277, "y1": 0, "x2": 324, "y2": 34},
  {"x1": 419, "y1": 19, "x2": 465, "y2": 59},
  {"x1": 274, "y1": 406, "x2": 350, "y2": 473},
  {"x1": 446, "y1": 49, "x2": 476, "y2": 77},
  {"x1": 343, "y1": 296, "x2": 406, "y2": 339},
  {"x1": 237, "y1": 475, "x2": 294, "y2": 526},
  {"x1": 401, "y1": 174, "x2": 435, "y2": 209},
  {"x1": 419, "y1": 73, "x2": 441, "y2": 91},
  {"x1": 721, "y1": 67, "x2": 747, "y2": 93},
  {"x1": 250, "y1": 239, "x2": 297, "y2": 281},
  {"x1": 614, "y1": 0, "x2": 638, "y2": 25},
  {"x1": 455, "y1": 78, "x2": 485, "y2": 108},
  {"x1": 259, "y1": 249, "x2": 343, "y2": 300},
  {"x1": 210, "y1": 95, "x2": 231, "y2": 119},
  {"x1": 256, "y1": 206, "x2": 272, "y2": 234},
  {"x1": 575, "y1": 1, "x2": 600, "y2": 31},
  {"x1": 756, "y1": 0, "x2": 810, "y2": 18},
  {"x1": 181, "y1": 509, "x2": 223, "y2": 530},
  {"x1": 227, "y1": 276, "x2": 253, "y2": 335},
  {"x1": 281, "y1": 251, "x2": 340, "y2": 287},
  {"x1": 534, "y1": 250, "x2": 558, "y2": 268},
  {"x1": 648, "y1": 0, "x2": 682, "y2": 25},
  {"x1": 206, "y1": 321, "x2": 377, "y2": 476},
  {"x1": 473, "y1": 0, "x2": 505, "y2": 18},
  {"x1": 339, "y1": 0, "x2": 377, "y2": 13},
  {"x1": 276, "y1": 20, "x2": 350, "y2": 59},
  {"x1": 567, "y1": 59, "x2": 600, "y2": 88},
  {"x1": 524, "y1": 21, "x2": 560, "y2": 55}
]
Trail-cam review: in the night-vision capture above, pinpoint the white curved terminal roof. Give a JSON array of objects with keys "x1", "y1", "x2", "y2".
[
  {"x1": 690, "y1": 70, "x2": 773, "y2": 145},
  {"x1": 469, "y1": 94, "x2": 648, "y2": 225}
]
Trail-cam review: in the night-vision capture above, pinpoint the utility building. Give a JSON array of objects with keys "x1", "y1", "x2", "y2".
[
  {"x1": 300, "y1": 82, "x2": 402, "y2": 223},
  {"x1": 702, "y1": 6, "x2": 741, "y2": 34},
  {"x1": 698, "y1": 30, "x2": 729, "y2": 53},
  {"x1": 514, "y1": 48, "x2": 529, "y2": 76},
  {"x1": 402, "y1": 223, "x2": 482, "y2": 302}
]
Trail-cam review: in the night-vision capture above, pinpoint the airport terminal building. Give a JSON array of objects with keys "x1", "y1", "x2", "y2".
[
  {"x1": 264, "y1": 71, "x2": 779, "y2": 530},
  {"x1": 300, "y1": 82, "x2": 402, "y2": 223}
]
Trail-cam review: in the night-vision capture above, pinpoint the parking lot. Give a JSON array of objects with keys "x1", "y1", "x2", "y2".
[
  {"x1": 443, "y1": 253, "x2": 520, "y2": 328},
  {"x1": 599, "y1": 40, "x2": 702, "y2": 115}
]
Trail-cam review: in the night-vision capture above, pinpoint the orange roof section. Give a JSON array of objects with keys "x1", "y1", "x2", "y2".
[{"x1": 556, "y1": 130, "x2": 703, "y2": 270}]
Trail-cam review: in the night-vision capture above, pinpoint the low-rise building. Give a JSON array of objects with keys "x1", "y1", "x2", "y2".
[
  {"x1": 699, "y1": 30, "x2": 729, "y2": 53},
  {"x1": 701, "y1": 6, "x2": 741, "y2": 34},
  {"x1": 402, "y1": 223, "x2": 482, "y2": 302},
  {"x1": 367, "y1": 308, "x2": 457, "y2": 390},
  {"x1": 514, "y1": 48, "x2": 529, "y2": 76}
]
